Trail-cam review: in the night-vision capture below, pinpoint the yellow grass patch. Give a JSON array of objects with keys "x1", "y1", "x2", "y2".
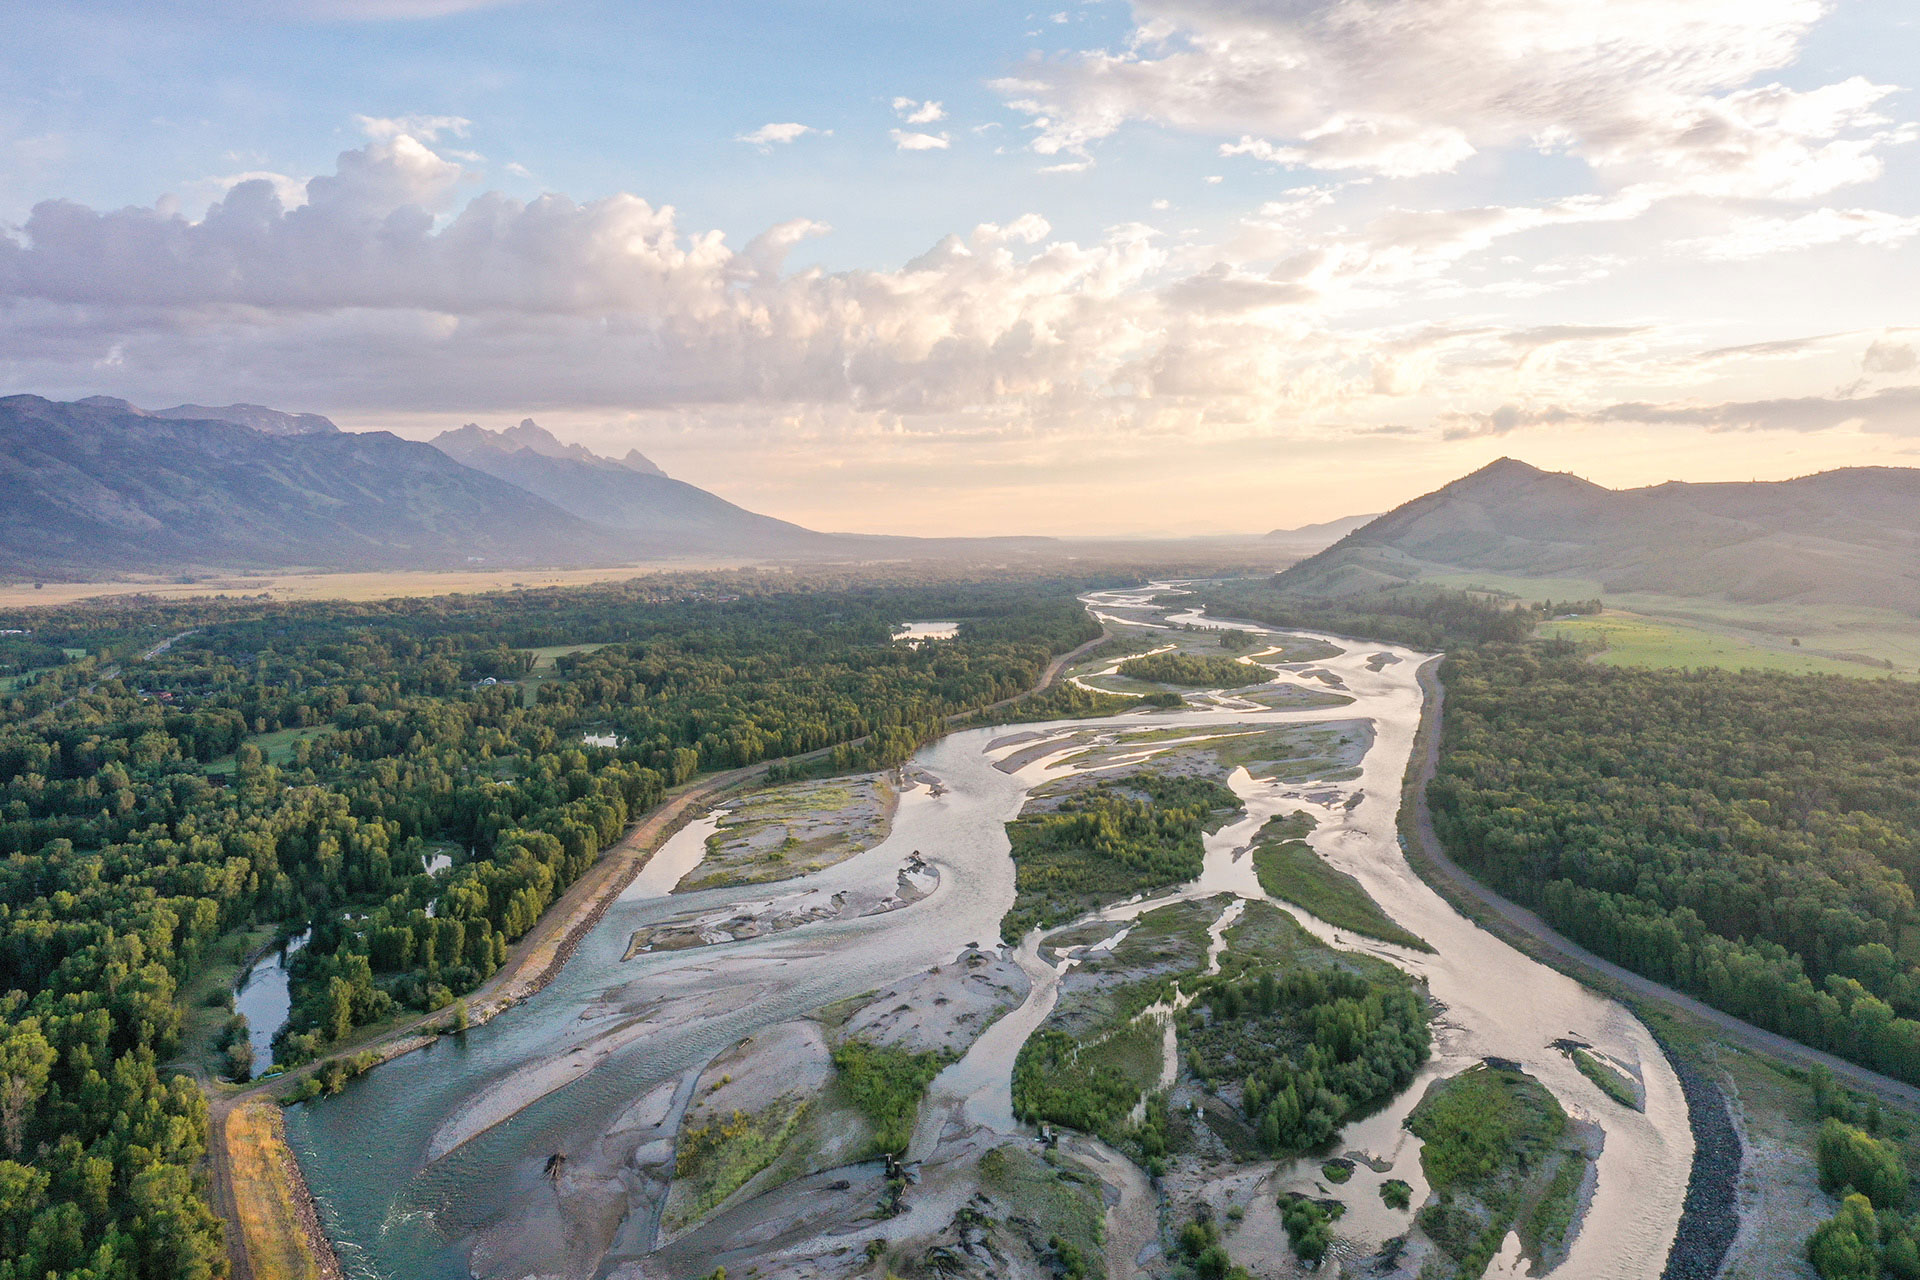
[
  {"x1": 225, "y1": 1100, "x2": 322, "y2": 1280},
  {"x1": 0, "y1": 561, "x2": 749, "y2": 608}
]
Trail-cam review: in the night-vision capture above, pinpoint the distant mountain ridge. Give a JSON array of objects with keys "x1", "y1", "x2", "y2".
[
  {"x1": 1277, "y1": 458, "x2": 1920, "y2": 612},
  {"x1": 428, "y1": 418, "x2": 834, "y2": 555},
  {"x1": 1265, "y1": 513, "x2": 1378, "y2": 547},
  {"x1": 75, "y1": 396, "x2": 340, "y2": 436},
  {"x1": 0, "y1": 395, "x2": 1064, "y2": 576},
  {"x1": 0, "y1": 394, "x2": 620, "y2": 573},
  {"x1": 433, "y1": 418, "x2": 664, "y2": 476}
]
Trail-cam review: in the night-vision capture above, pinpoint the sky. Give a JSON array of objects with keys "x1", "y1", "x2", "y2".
[{"x1": 3, "y1": 0, "x2": 1919, "y2": 536}]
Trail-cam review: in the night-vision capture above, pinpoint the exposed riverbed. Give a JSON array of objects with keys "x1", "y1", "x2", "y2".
[{"x1": 288, "y1": 586, "x2": 1692, "y2": 1279}]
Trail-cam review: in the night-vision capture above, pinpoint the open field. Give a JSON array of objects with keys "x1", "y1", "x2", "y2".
[
  {"x1": 522, "y1": 642, "x2": 608, "y2": 704},
  {"x1": 0, "y1": 561, "x2": 753, "y2": 608},
  {"x1": 1423, "y1": 569, "x2": 1920, "y2": 674},
  {"x1": 205, "y1": 726, "x2": 332, "y2": 775},
  {"x1": 1537, "y1": 611, "x2": 1898, "y2": 677}
]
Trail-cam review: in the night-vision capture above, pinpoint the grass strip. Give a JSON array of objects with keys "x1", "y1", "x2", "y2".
[{"x1": 1252, "y1": 835, "x2": 1431, "y2": 951}]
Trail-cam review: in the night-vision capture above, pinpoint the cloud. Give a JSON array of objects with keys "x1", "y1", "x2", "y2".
[
  {"x1": 992, "y1": 0, "x2": 1905, "y2": 196},
  {"x1": 0, "y1": 131, "x2": 1179, "y2": 420},
  {"x1": 354, "y1": 113, "x2": 471, "y2": 142},
  {"x1": 1501, "y1": 325, "x2": 1649, "y2": 350},
  {"x1": 1444, "y1": 385, "x2": 1920, "y2": 439},
  {"x1": 890, "y1": 129, "x2": 951, "y2": 151},
  {"x1": 1863, "y1": 339, "x2": 1918, "y2": 375},
  {"x1": 1680, "y1": 207, "x2": 1920, "y2": 261},
  {"x1": 736, "y1": 122, "x2": 824, "y2": 150},
  {"x1": 891, "y1": 98, "x2": 947, "y2": 125}
]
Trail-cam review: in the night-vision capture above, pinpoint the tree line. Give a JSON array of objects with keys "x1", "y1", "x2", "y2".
[{"x1": 1429, "y1": 648, "x2": 1920, "y2": 1085}]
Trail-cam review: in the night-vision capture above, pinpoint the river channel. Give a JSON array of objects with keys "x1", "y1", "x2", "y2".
[{"x1": 288, "y1": 587, "x2": 1693, "y2": 1279}]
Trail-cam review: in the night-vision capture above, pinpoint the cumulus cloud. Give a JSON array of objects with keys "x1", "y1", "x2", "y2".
[
  {"x1": 8, "y1": 113, "x2": 1915, "y2": 474},
  {"x1": 736, "y1": 122, "x2": 823, "y2": 150},
  {"x1": 892, "y1": 98, "x2": 947, "y2": 125},
  {"x1": 993, "y1": 0, "x2": 1906, "y2": 197},
  {"x1": 0, "y1": 129, "x2": 1183, "y2": 419},
  {"x1": 890, "y1": 129, "x2": 951, "y2": 151}
]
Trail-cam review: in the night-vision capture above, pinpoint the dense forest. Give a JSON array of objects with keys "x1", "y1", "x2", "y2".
[
  {"x1": 1115, "y1": 653, "x2": 1270, "y2": 688},
  {"x1": 1186, "y1": 958, "x2": 1430, "y2": 1151},
  {"x1": 0, "y1": 570, "x2": 1106, "y2": 1280},
  {"x1": 1429, "y1": 649, "x2": 1920, "y2": 1085}
]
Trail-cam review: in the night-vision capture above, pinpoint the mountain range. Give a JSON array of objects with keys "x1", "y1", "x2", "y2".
[
  {"x1": 1278, "y1": 457, "x2": 1920, "y2": 613},
  {"x1": 429, "y1": 419, "x2": 838, "y2": 556},
  {"x1": 0, "y1": 395, "x2": 1054, "y2": 576},
  {"x1": 0, "y1": 395, "x2": 628, "y2": 573}
]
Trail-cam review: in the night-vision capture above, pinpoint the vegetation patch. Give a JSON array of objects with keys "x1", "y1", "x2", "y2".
[
  {"x1": 1251, "y1": 824, "x2": 1430, "y2": 951},
  {"x1": 679, "y1": 775, "x2": 892, "y2": 892},
  {"x1": 1524, "y1": 1151, "x2": 1587, "y2": 1261},
  {"x1": 225, "y1": 1100, "x2": 326, "y2": 1280},
  {"x1": 1115, "y1": 652, "x2": 1273, "y2": 687},
  {"x1": 1177, "y1": 1211, "x2": 1259, "y2": 1278},
  {"x1": 671, "y1": 1097, "x2": 812, "y2": 1226},
  {"x1": 1381, "y1": 1178, "x2": 1413, "y2": 1210},
  {"x1": 1013, "y1": 1011, "x2": 1170, "y2": 1155},
  {"x1": 974, "y1": 1145, "x2": 1106, "y2": 1280},
  {"x1": 1000, "y1": 773, "x2": 1242, "y2": 941},
  {"x1": 1183, "y1": 910, "x2": 1430, "y2": 1153},
  {"x1": 967, "y1": 680, "x2": 1147, "y2": 725},
  {"x1": 1279, "y1": 1192, "x2": 1343, "y2": 1264},
  {"x1": 1408, "y1": 1063, "x2": 1590, "y2": 1279},
  {"x1": 829, "y1": 1038, "x2": 948, "y2": 1158},
  {"x1": 1567, "y1": 1046, "x2": 1638, "y2": 1109}
]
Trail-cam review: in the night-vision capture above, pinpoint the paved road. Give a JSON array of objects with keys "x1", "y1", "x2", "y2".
[{"x1": 1405, "y1": 655, "x2": 1920, "y2": 1114}]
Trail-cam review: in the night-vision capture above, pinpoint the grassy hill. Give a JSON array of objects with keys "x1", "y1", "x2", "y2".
[{"x1": 1279, "y1": 458, "x2": 1920, "y2": 615}]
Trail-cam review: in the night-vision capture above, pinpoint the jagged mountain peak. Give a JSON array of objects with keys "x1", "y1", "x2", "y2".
[
  {"x1": 619, "y1": 448, "x2": 666, "y2": 478},
  {"x1": 432, "y1": 418, "x2": 666, "y2": 476}
]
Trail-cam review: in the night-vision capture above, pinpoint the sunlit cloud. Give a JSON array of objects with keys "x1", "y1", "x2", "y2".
[{"x1": 736, "y1": 122, "x2": 825, "y2": 150}]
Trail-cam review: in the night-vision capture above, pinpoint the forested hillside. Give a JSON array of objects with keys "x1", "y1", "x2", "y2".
[
  {"x1": 0, "y1": 572, "x2": 1102, "y2": 1280},
  {"x1": 1430, "y1": 650, "x2": 1920, "y2": 1083}
]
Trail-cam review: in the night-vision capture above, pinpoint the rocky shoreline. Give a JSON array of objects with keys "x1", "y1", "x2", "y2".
[
  {"x1": 1655, "y1": 1032, "x2": 1743, "y2": 1280},
  {"x1": 268, "y1": 1103, "x2": 345, "y2": 1280}
]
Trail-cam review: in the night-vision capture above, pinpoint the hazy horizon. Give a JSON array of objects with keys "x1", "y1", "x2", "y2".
[{"x1": 4, "y1": 0, "x2": 1917, "y2": 535}]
